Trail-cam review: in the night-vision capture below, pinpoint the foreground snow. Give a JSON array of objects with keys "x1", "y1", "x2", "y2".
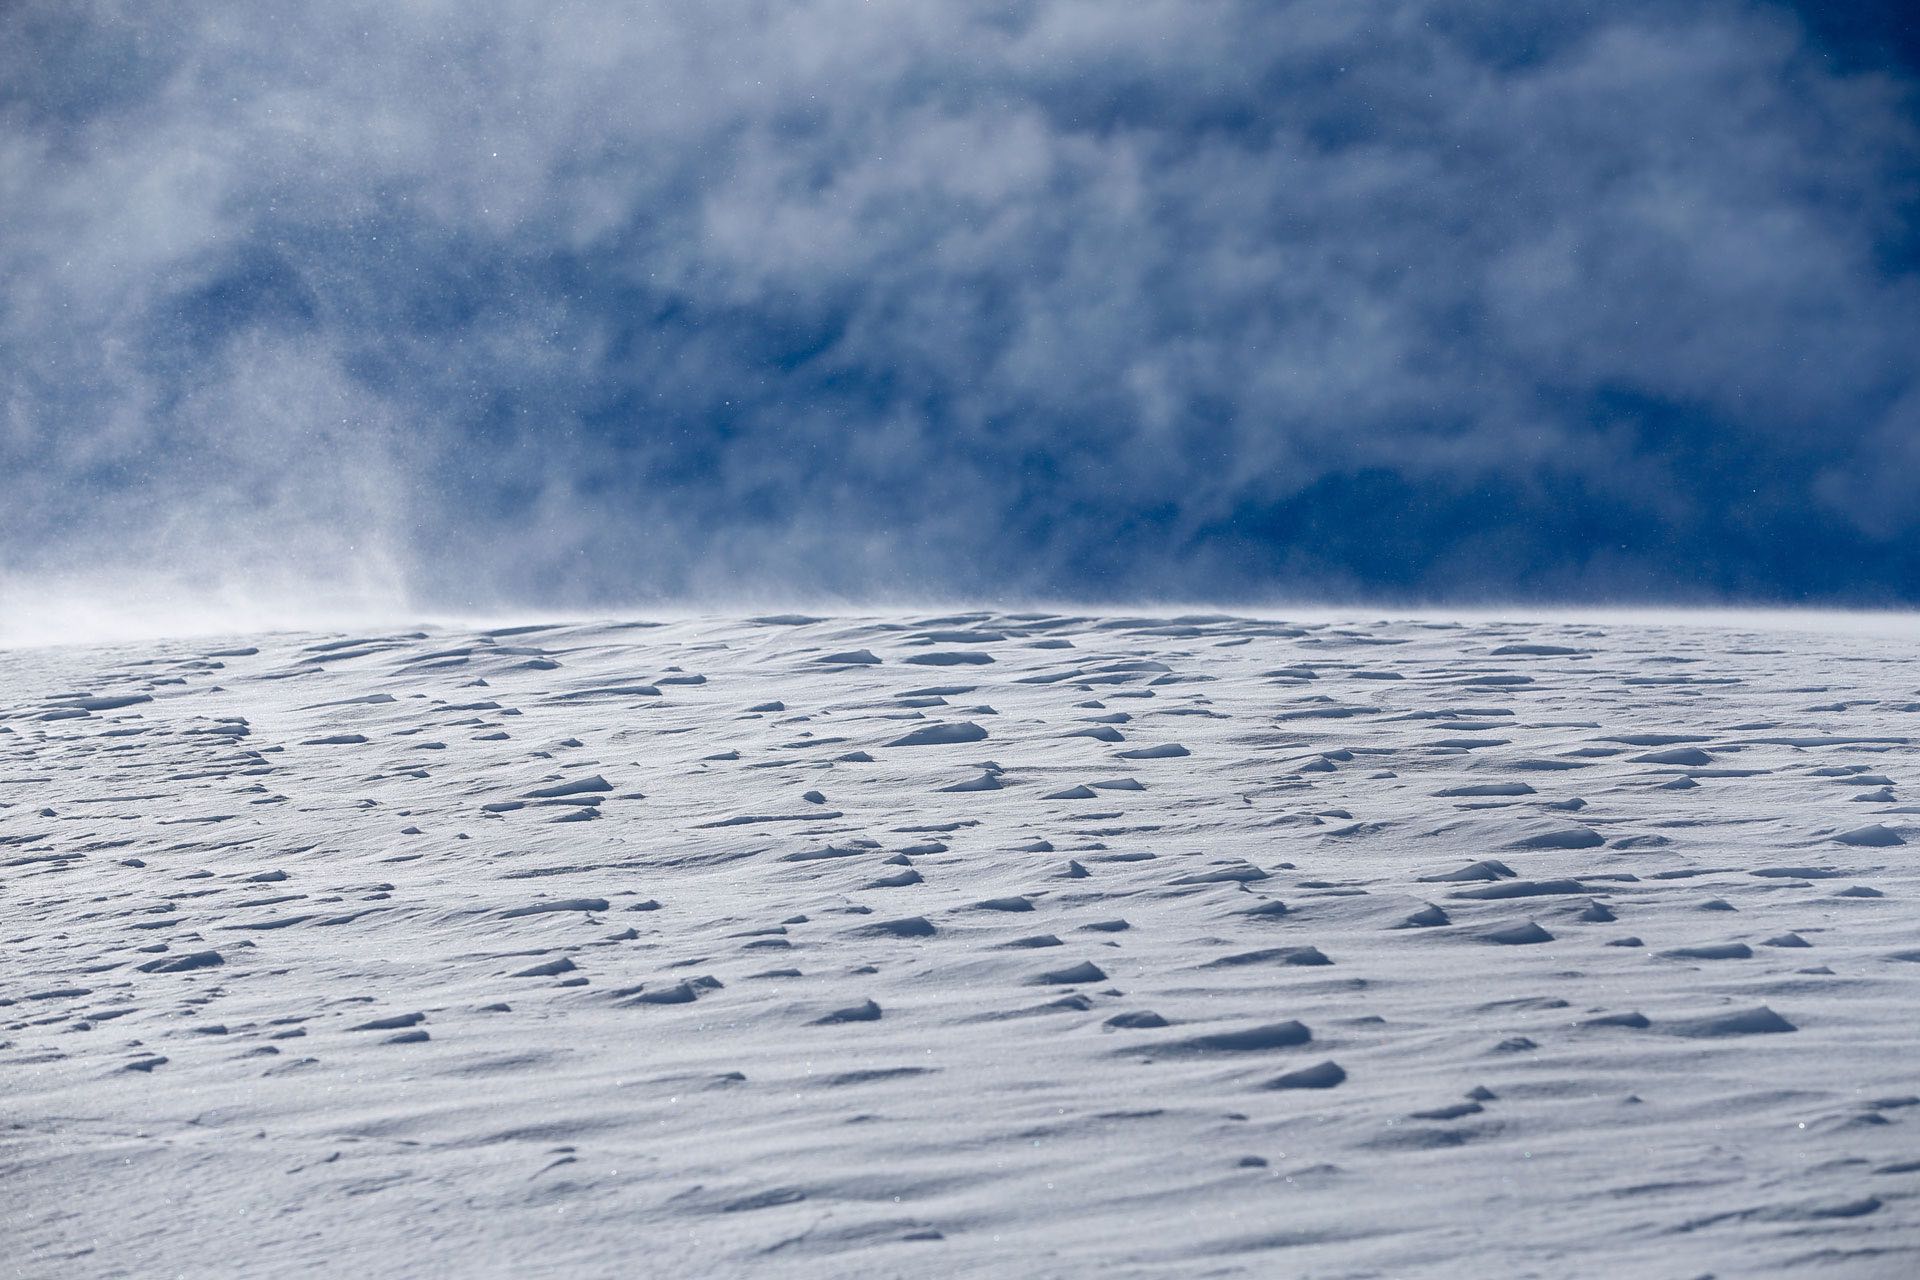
[{"x1": 3, "y1": 612, "x2": 1916, "y2": 1276}]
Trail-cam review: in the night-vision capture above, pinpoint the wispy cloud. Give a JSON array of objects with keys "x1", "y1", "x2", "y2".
[{"x1": 4, "y1": 1, "x2": 1917, "y2": 613}]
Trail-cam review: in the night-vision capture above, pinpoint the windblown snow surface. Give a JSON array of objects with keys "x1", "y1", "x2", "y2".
[{"x1": 4, "y1": 612, "x2": 1918, "y2": 1277}]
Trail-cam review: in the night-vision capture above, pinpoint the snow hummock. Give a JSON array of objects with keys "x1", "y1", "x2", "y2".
[{"x1": 3, "y1": 611, "x2": 1918, "y2": 1274}]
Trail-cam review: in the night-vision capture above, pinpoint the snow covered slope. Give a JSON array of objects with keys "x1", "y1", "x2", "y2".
[{"x1": 3, "y1": 612, "x2": 1917, "y2": 1276}]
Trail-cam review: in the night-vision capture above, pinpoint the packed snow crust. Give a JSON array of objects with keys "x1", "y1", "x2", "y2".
[{"x1": 4, "y1": 612, "x2": 1918, "y2": 1276}]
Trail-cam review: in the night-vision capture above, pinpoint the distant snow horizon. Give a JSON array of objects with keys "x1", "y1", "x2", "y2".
[{"x1": 6, "y1": 571, "x2": 1920, "y2": 650}]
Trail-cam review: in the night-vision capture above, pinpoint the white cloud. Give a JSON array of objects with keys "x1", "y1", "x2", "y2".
[{"x1": 2, "y1": 0, "x2": 1916, "y2": 608}]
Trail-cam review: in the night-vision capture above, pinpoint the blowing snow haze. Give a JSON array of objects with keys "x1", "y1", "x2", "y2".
[{"x1": 4, "y1": 1, "x2": 1920, "y2": 613}]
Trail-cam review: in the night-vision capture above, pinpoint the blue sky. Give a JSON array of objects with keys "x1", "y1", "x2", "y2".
[{"x1": 4, "y1": 1, "x2": 1918, "y2": 608}]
